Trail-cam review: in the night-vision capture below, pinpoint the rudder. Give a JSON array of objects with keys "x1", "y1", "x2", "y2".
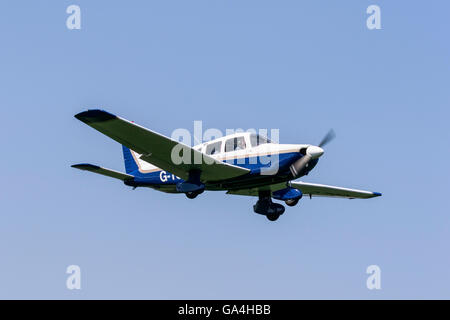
[{"x1": 122, "y1": 145, "x2": 139, "y2": 174}]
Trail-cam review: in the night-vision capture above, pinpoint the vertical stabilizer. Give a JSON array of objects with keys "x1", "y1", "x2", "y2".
[{"x1": 122, "y1": 145, "x2": 139, "y2": 174}]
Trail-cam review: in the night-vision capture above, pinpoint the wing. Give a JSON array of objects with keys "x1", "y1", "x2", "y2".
[
  {"x1": 226, "y1": 183, "x2": 288, "y2": 196},
  {"x1": 227, "y1": 182, "x2": 381, "y2": 199},
  {"x1": 74, "y1": 110, "x2": 249, "y2": 182},
  {"x1": 72, "y1": 163, "x2": 133, "y2": 181},
  {"x1": 290, "y1": 181, "x2": 381, "y2": 199}
]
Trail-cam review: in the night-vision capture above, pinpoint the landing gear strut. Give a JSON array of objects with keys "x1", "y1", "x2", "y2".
[{"x1": 253, "y1": 190, "x2": 285, "y2": 221}]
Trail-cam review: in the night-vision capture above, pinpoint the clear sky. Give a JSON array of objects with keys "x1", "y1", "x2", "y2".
[{"x1": 1, "y1": 1, "x2": 449, "y2": 299}]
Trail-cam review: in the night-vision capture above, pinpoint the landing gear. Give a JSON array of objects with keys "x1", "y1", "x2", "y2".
[
  {"x1": 285, "y1": 198, "x2": 300, "y2": 207},
  {"x1": 185, "y1": 189, "x2": 204, "y2": 199},
  {"x1": 253, "y1": 190, "x2": 285, "y2": 221},
  {"x1": 185, "y1": 192, "x2": 198, "y2": 199},
  {"x1": 266, "y1": 213, "x2": 280, "y2": 221}
]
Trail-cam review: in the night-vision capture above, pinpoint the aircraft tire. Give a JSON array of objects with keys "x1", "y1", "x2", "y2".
[
  {"x1": 266, "y1": 213, "x2": 280, "y2": 221},
  {"x1": 185, "y1": 192, "x2": 198, "y2": 199},
  {"x1": 285, "y1": 198, "x2": 300, "y2": 207}
]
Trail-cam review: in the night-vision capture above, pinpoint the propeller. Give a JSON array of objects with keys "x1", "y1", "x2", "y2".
[
  {"x1": 318, "y1": 129, "x2": 336, "y2": 148},
  {"x1": 289, "y1": 129, "x2": 335, "y2": 178}
]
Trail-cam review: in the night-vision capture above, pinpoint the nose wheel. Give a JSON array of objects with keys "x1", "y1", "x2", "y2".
[{"x1": 266, "y1": 213, "x2": 281, "y2": 221}]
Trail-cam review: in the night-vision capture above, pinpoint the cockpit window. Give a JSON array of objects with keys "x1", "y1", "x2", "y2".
[
  {"x1": 250, "y1": 133, "x2": 271, "y2": 147},
  {"x1": 205, "y1": 141, "x2": 222, "y2": 155},
  {"x1": 225, "y1": 136, "x2": 246, "y2": 152}
]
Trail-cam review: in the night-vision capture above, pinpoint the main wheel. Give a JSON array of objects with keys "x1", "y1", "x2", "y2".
[
  {"x1": 285, "y1": 198, "x2": 300, "y2": 207},
  {"x1": 185, "y1": 191, "x2": 198, "y2": 199},
  {"x1": 266, "y1": 213, "x2": 280, "y2": 221}
]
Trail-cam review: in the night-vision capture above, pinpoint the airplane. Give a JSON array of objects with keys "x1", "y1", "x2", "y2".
[{"x1": 72, "y1": 109, "x2": 381, "y2": 221}]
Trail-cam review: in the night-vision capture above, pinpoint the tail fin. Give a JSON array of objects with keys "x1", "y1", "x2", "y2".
[{"x1": 122, "y1": 145, "x2": 139, "y2": 174}]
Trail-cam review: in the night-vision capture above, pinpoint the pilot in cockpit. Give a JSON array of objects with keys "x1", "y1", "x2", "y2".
[{"x1": 235, "y1": 138, "x2": 246, "y2": 151}]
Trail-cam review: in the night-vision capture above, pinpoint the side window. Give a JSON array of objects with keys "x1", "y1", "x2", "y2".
[
  {"x1": 225, "y1": 137, "x2": 246, "y2": 152},
  {"x1": 225, "y1": 138, "x2": 235, "y2": 153},
  {"x1": 250, "y1": 133, "x2": 270, "y2": 147},
  {"x1": 250, "y1": 134, "x2": 257, "y2": 148},
  {"x1": 205, "y1": 141, "x2": 222, "y2": 155}
]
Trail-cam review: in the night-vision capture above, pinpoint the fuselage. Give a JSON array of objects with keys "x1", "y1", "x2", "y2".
[{"x1": 124, "y1": 132, "x2": 318, "y2": 192}]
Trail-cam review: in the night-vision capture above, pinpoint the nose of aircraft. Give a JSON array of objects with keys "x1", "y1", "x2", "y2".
[{"x1": 306, "y1": 145, "x2": 324, "y2": 159}]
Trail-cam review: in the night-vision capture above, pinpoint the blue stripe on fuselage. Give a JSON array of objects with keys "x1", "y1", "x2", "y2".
[{"x1": 128, "y1": 152, "x2": 303, "y2": 186}]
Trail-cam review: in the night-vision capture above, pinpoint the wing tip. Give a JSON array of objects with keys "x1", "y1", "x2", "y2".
[
  {"x1": 372, "y1": 192, "x2": 382, "y2": 197},
  {"x1": 74, "y1": 109, "x2": 117, "y2": 124},
  {"x1": 71, "y1": 163, "x2": 101, "y2": 170}
]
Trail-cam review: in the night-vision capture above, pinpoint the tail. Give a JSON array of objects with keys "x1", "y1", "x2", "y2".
[{"x1": 122, "y1": 145, "x2": 139, "y2": 174}]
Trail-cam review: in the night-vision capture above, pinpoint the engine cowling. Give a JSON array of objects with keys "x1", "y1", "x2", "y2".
[{"x1": 289, "y1": 146, "x2": 324, "y2": 179}]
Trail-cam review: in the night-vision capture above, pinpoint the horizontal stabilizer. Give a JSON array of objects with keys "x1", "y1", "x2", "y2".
[{"x1": 71, "y1": 163, "x2": 134, "y2": 181}]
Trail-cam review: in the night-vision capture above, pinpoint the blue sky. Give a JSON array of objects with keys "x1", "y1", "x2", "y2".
[{"x1": 0, "y1": 1, "x2": 449, "y2": 299}]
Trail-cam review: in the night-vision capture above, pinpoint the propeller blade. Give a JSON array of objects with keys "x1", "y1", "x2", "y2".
[{"x1": 318, "y1": 129, "x2": 336, "y2": 148}]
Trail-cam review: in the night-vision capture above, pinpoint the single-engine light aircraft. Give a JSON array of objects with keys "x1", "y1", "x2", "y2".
[{"x1": 73, "y1": 110, "x2": 381, "y2": 221}]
